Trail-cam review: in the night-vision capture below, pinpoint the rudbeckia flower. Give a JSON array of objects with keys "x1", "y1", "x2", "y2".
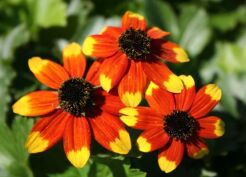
[
  {"x1": 120, "y1": 75, "x2": 224, "y2": 173},
  {"x1": 12, "y1": 43, "x2": 131, "y2": 168},
  {"x1": 82, "y1": 11, "x2": 189, "y2": 107}
]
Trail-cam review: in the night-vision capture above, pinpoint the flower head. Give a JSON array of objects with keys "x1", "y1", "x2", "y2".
[
  {"x1": 82, "y1": 11, "x2": 189, "y2": 107},
  {"x1": 12, "y1": 43, "x2": 131, "y2": 168},
  {"x1": 120, "y1": 75, "x2": 224, "y2": 173}
]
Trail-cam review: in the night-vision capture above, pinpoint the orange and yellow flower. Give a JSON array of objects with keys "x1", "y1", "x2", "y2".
[
  {"x1": 120, "y1": 75, "x2": 224, "y2": 173},
  {"x1": 12, "y1": 43, "x2": 131, "y2": 168},
  {"x1": 82, "y1": 11, "x2": 189, "y2": 107}
]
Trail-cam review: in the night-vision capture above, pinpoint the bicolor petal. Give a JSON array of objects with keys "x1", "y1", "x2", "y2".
[
  {"x1": 198, "y1": 116, "x2": 225, "y2": 139},
  {"x1": 89, "y1": 111, "x2": 131, "y2": 154},
  {"x1": 118, "y1": 60, "x2": 147, "y2": 107},
  {"x1": 137, "y1": 128, "x2": 169, "y2": 152},
  {"x1": 174, "y1": 75, "x2": 196, "y2": 111},
  {"x1": 186, "y1": 140, "x2": 209, "y2": 159},
  {"x1": 99, "y1": 52, "x2": 129, "y2": 92},
  {"x1": 120, "y1": 107, "x2": 163, "y2": 129},
  {"x1": 153, "y1": 40, "x2": 189, "y2": 63},
  {"x1": 142, "y1": 60, "x2": 183, "y2": 93},
  {"x1": 189, "y1": 84, "x2": 222, "y2": 118},
  {"x1": 86, "y1": 59, "x2": 102, "y2": 86},
  {"x1": 28, "y1": 57, "x2": 69, "y2": 89},
  {"x1": 26, "y1": 110, "x2": 70, "y2": 153},
  {"x1": 122, "y1": 11, "x2": 147, "y2": 30},
  {"x1": 147, "y1": 27, "x2": 170, "y2": 39},
  {"x1": 62, "y1": 43, "x2": 86, "y2": 78},
  {"x1": 158, "y1": 139, "x2": 184, "y2": 173},
  {"x1": 63, "y1": 117, "x2": 91, "y2": 168},
  {"x1": 82, "y1": 35, "x2": 118, "y2": 58},
  {"x1": 145, "y1": 82, "x2": 175, "y2": 115},
  {"x1": 12, "y1": 91, "x2": 58, "y2": 116}
]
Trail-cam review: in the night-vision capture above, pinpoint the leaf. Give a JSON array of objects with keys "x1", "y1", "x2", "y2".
[
  {"x1": 0, "y1": 118, "x2": 34, "y2": 177},
  {"x1": 179, "y1": 5, "x2": 212, "y2": 57},
  {"x1": 200, "y1": 42, "x2": 246, "y2": 117},
  {"x1": 27, "y1": 0, "x2": 67, "y2": 28},
  {"x1": 143, "y1": 0, "x2": 180, "y2": 40}
]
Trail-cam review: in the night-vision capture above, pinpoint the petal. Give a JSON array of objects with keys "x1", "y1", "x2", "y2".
[
  {"x1": 96, "y1": 89, "x2": 125, "y2": 116},
  {"x1": 145, "y1": 82, "x2": 175, "y2": 115},
  {"x1": 89, "y1": 111, "x2": 131, "y2": 154},
  {"x1": 189, "y1": 84, "x2": 222, "y2": 118},
  {"x1": 158, "y1": 139, "x2": 184, "y2": 173},
  {"x1": 186, "y1": 140, "x2": 209, "y2": 159},
  {"x1": 12, "y1": 91, "x2": 58, "y2": 116},
  {"x1": 120, "y1": 107, "x2": 163, "y2": 130},
  {"x1": 147, "y1": 27, "x2": 170, "y2": 39},
  {"x1": 62, "y1": 43, "x2": 86, "y2": 78},
  {"x1": 122, "y1": 11, "x2": 147, "y2": 30},
  {"x1": 99, "y1": 26, "x2": 122, "y2": 39},
  {"x1": 86, "y1": 59, "x2": 103, "y2": 86},
  {"x1": 64, "y1": 117, "x2": 91, "y2": 168},
  {"x1": 28, "y1": 57, "x2": 69, "y2": 89},
  {"x1": 198, "y1": 116, "x2": 225, "y2": 139},
  {"x1": 142, "y1": 60, "x2": 183, "y2": 93},
  {"x1": 153, "y1": 40, "x2": 189, "y2": 63},
  {"x1": 99, "y1": 52, "x2": 129, "y2": 92},
  {"x1": 137, "y1": 128, "x2": 169, "y2": 152},
  {"x1": 82, "y1": 35, "x2": 118, "y2": 58},
  {"x1": 118, "y1": 60, "x2": 147, "y2": 107},
  {"x1": 174, "y1": 75, "x2": 196, "y2": 111},
  {"x1": 25, "y1": 110, "x2": 70, "y2": 153}
]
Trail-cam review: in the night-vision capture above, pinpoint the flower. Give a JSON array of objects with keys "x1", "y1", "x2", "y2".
[
  {"x1": 12, "y1": 43, "x2": 131, "y2": 168},
  {"x1": 82, "y1": 11, "x2": 189, "y2": 107},
  {"x1": 120, "y1": 75, "x2": 225, "y2": 173}
]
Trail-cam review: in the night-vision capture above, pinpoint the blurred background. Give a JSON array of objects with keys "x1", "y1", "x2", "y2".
[{"x1": 0, "y1": 0, "x2": 246, "y2": 176}]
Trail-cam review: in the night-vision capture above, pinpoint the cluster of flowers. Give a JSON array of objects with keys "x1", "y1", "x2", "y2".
[{"x1": 13, "y1": 11, "x2": 225, "y2": 173}]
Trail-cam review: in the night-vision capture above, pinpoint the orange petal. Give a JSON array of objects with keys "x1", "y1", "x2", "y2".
[
  {"x1": 145, "y1": 82, "x2": 175, "y2": 115},
  {"x1": 147, "y1": 27, "x2": 170, "y2": 39},
  {"x1": 174, "y1": 75, "x2": 196, "y2": 111},
  {"x1": 62, "y1": 43, "x2": 86, "y2": 78},
  {"x1": 28, "y1": 57, "x2": 69, "y2": 89},
  {"x1": 26, "y1": 110, "x2": 70, "y2": 153},
  {"x1": 158, "y1": 139, "x2": 184, "y2": 173},
  {"x1": 86, "y1": 59, "x2": 103, "y2": 86},
  {"x1": 153, "y1": 40, "x2": 189, "y2": 63},
  {"x1": 99, "y1": 52, "x2": 129, "y2": 92},
  {"x1": 96, "y1": 89, "x2": 125, "y2": 116},
  {"x1": 12, "y1": 91, "x2": 58, "y2": 116},
  {"x1": 122, "y1": 11, "x2": 147, "y2": 30},
  {"x1": 120, "y1": 107, "x2": 163, "y2": 130},
  {"x1": 64, "y1": 117, "x2": 91, "y2": 168},
  {"x1": 82, "y1": 35, "x2": 118, "y2": 58},
  {"x1": 186, "y1": 140, "x2": 209, "y2": 159},
  {"x1": 99, "y1": 26, "x2": 122, "y2": 38},
  {"x1": 89, "y1": 111, "x2": 131, "y2": 154},
  {"x1": 137, "y1": 128, "x2": 169, "y2": 152},
  {"x1": 189, "y1": 84, "x2": 222, "y2": 118},
  {"x1": 118, "y1": 60, "x2": 147, "y2": 107},
  {"x1": 142, "y1": 60, "x2": 183, "y2": 93},
  {"x1": 198, "y1": 116, "x2": 225, "y2": 139}
]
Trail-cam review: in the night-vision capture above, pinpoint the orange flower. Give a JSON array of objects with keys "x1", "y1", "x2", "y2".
[
  {"x1": 120, "y1": 75, "x2": 224, "y2": 173},
  {"x1": 12, "y1": 43, "x2": 131, "y2": 168},
  {"x1": 82, "y1": 11, "x2": 189, "y2": 107}
]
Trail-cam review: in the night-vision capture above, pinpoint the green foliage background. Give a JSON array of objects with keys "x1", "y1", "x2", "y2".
[{"x1": 0, "y1": 0, "x2": 246, "y2": 176}]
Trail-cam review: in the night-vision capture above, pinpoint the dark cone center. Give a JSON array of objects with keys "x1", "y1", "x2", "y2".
[
  {"x1": 118, "y1": 28, "x2": 151, "y2": 60},
  {"x1": 58, "y1": 78, "x2": 94, "y2": 117},
  {"x1": 164, "y1": 110, "x2": 199, "y2": 141}
]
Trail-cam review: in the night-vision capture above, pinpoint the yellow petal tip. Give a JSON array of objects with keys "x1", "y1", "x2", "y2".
[
  {"x1": 193, "y1": 148, "x2": 209, "y2": 159},
  {"x1": 82, "y1": 36, "x2": 96, "y2": 56},
  {"x1": 158, "y1": 157, "x2": 177, "y2": 173},
  {"x1": 137, "y1": 137, "x2": 151, "y2": 152},
  {"x1": 121, "y1": 91, "x2": 142, "y2": 107},
  {"x1": 67, "y1": 147, "x2": 90, "y2": 168},
  {"x1": 63, "y1": 43, "x2": 81, "y2": 57},
  {"x1": 146, "y1": 82, "x2": 159, "y2": 96},
  {"x1": 205, "y1": 84, "x2": 222, "y2": 101},
  {"x1": 179, "y1": 75, "x2": 195, "y2": 89},
  {"x1": 110, "y1": 130, "x2": 131, "y2": 154},
  {"x1": 26, "y1": 132, "x2": 49, "y2": 153},
  {"x1": 164, "y1": 74, "x2": 183, "y2": 93},
  {"x1": 173, "y1": 48, "x2": 189, "y2": 62},
  {"x1": 100, "y1": 74, "x2": 112, "y2": 92},
  {"x1": 215, "y1": 119, "x2": 225, "y2": 137}
]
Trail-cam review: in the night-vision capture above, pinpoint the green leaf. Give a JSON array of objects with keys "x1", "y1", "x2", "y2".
[
  {"x1": 0, "y1": 118, "x2": 34, "y2": 177},
  {"x1": 27, "y1": 0, "x2": 67, "y2": 28},
  {"x1": 143, "y1": 0, "x2": 180, "y2": 40},
  {"x1": 179, "y1": 5, "x2": 211, "y2": 57},
  {"x1": 200, "y1": 42, "x2": 246, "y2": 117}
]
